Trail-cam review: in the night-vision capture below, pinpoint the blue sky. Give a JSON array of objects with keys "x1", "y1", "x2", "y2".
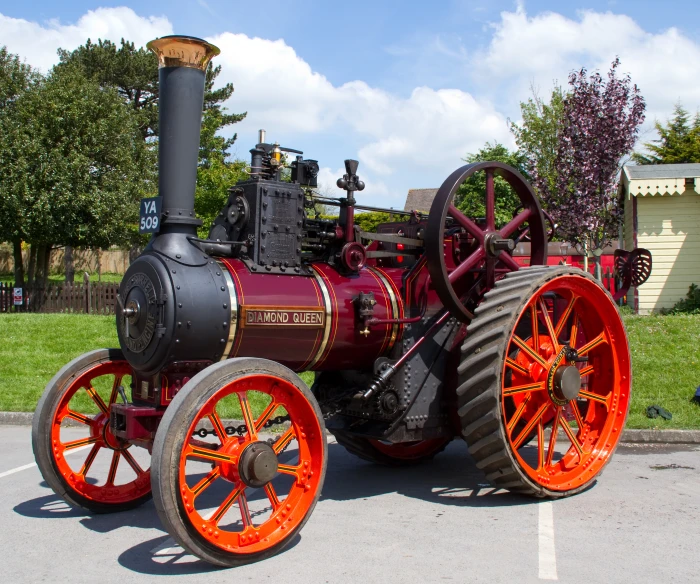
[{"x1": 2, "y1": 1, "x2": 700, "y2": 207}]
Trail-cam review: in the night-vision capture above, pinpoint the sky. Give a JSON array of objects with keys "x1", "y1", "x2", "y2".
[{"x1": 2, "y1": 1, "x2": 700, "y2": 209}]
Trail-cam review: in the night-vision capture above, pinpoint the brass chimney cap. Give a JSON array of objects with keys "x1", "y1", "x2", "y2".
[{"x1": 147, "y1": 35, "x2": 220, "y2": 71}]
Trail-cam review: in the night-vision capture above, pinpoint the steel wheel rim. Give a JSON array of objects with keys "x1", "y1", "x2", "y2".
[
  {"x1": 50, "y1": 361, "x2": 151, "y2": 504},
  {"x1": 501, "y1": 275, "x2": 630, "y2": 491},
  {"x1": 178, "y1": 374, "x2": 324, "y2": 554},
  {"x1": 425, "y1": 162, "x2": 548, "y2": 321}
]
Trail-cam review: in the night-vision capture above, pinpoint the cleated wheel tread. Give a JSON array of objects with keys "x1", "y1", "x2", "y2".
[{"x1": 458, "y1": 266, "x2": 631, "y2": 498}]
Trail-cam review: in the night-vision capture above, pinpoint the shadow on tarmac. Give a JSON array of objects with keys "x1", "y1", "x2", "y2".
[{"x1": 13, "y1": 440, "x2": 534, "y2": 575}]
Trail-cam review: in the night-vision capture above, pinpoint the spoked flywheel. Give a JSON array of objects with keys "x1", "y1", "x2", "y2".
[
  {"x1": 458, "y1": 266, "x2": 631, "y2": 497},
  {"x1": 32, "y1": 349, "x2": 152, "y2": 513},
  {"x1": 151, "y1": 357, "x2": 327, "y2": 566},
  {"x1": 425, "y1": 162, "x2": 549, "y2": 321}
]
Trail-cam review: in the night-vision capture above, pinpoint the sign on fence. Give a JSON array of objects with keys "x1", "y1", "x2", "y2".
[{"x1": 13, "y1": 287, "x2": 22, "y2": 306}]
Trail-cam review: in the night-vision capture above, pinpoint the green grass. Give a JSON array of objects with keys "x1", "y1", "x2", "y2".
[
  {"x1": 0, "y1": 273, "x2": 123, "y2": 285},
  {"x1": 0, "y1": 313, "x2": 697, "y2": 428},
  {"x1": 622, "y1": 313, "x2": 700, "y2": 429}
]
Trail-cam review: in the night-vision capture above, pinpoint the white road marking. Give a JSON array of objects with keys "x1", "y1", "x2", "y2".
[
  {"x1": 538, "y1": 501, "x2": 558, "y2": 580},
  {"x1": 0, "y1": 445, "x2": 92, "y2": 480}
]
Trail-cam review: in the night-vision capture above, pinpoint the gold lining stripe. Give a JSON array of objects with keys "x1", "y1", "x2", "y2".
[
  {"x1": 216, "y1": 260, "x2": 238, "y2": 361},
  {"x1": 308, "y1": 266, "x2": 332, "y2": 369},
  {"x1": 299, "y1": 278, "x2": 324, "y2": 370},
  {"x1": 368, "y1": 267, "x2": 401, "y2": 352},
  {"x1": 364, "y1": 268, "x2": 391, "y2": 353}
]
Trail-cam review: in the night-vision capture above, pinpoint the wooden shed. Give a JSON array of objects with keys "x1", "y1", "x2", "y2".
[{"x1": 620, "y1": 163, "x2": 700, "y2": 314}]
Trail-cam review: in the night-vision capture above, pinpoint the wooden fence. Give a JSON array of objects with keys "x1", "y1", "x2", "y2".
[{"x1": 0, "y1": 281, "x2": 119, "y2": 314}]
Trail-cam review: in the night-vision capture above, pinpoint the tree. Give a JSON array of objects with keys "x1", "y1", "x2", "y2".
[
  {"x1": 548, "y1": 59, "x2": 645, "y2": 250},
  {"x1": 511, "y1": 86, "x2": 565, "y2": 213},
  {"x1": 5, "y1": 64, "x2": 150, "y2": 290},
  {"x1": 454, "y1": 142, "x2": 529, "y2": 226},
  {"x1": 58, "y1": 38, "x2": 246, "y2": 158},
  {"x1": 0, "y1": 46, "x2": 39, "y2": 286},
  {"x1": 632, "y1": 103, "x2": 700, "y2": 164},
  {"x1": 195, "y1": 158, "x2": 248, "y2": 238}
]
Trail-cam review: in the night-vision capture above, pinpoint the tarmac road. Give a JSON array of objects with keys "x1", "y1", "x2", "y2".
[{"x1": 1, "y1": 424, "x2": 699, "y2": 584}]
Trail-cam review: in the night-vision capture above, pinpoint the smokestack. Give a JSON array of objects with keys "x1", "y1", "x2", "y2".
[{"x1": 147, "y1": 35, "x2": 220, "y2": 233}]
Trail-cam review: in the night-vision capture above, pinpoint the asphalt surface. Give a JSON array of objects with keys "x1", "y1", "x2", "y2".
[{"x1": 2, "y1": 424, "x2": 699, "y2": 583}]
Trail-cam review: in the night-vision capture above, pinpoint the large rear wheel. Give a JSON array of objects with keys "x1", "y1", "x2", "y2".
[
  {"x1": 458, "y1": 266, "x2": 631, "y2": 497},
  {"x1": 151, "y1": 358, "x2": 327, "y2": 567}
]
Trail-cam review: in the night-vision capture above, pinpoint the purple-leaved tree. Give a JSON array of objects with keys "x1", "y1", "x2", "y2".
[{"x1": 539, "y1": 58, "x2": 645, "y2": 251}]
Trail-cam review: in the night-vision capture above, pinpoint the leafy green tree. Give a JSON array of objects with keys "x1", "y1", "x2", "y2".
[
  {"x1": 632, "y1": 103, "x2": 700, "y2": 164},
  {"x1": 0, "y1": 46, "x2": 39, "y2": 286},
  {"x1": 58, "y1": 38, "x2": 246, "y2": 157},
  {"x1": 511, "y1": 86, "x2": 565, "y2": 210},
  {"x1": 6, "y1": 65, "x2": 150, "y2": 289},
  {"x1": 454, "y1": 142, "x2": 529, "y2": 226}
]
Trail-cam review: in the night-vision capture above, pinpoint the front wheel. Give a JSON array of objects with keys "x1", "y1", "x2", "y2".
[
  {"x1": 151, "y1": 358, "x2": 327, "y2": 567},
  {"x1": 31, "y1": 349, "x2": 152, "y2": 513}
]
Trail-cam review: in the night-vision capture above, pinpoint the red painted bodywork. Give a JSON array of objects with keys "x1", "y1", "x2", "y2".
[{"x1": 220, "y1": 259, "x2": 410, "y2": 371}]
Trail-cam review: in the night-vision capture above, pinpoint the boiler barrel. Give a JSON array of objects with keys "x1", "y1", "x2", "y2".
[{"x1": 218, "y1": 259, "x2": 404, "y2": 371}]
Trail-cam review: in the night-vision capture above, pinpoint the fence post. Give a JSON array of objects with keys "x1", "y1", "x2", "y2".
[{"x1": 83, "y1": 271, "x2": 91, "y2": 314}]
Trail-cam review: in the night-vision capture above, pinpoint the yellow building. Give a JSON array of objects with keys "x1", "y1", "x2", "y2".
[{"x1": 620, "y1": 163, "x2": 700, "y2": 313}]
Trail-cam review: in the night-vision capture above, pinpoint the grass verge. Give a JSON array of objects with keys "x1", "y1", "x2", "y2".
[{"x1": 0, "y1": 313, "x2": 698, "y2": 428}]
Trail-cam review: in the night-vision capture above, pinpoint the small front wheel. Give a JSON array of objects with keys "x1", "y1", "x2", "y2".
[
  {"x1": 32, "y1": 349, "x2": 152, "y2": 513},
  {"x1": 151, "y1": 358, "x2": 327, "y2": 567}
]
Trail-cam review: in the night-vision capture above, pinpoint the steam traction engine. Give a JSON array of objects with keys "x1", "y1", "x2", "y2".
[{"x1": 32, "y1": 36, "x2": 643, "y2": 567}]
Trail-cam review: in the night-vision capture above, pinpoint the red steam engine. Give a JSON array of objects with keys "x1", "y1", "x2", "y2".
[{"x1": 32, "y1": 35, "x2": 650, "y2": 566}]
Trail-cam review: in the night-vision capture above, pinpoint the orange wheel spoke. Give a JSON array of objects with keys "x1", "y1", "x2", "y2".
[
  {"x1": 237, "y1": 392, "x2": 258, "y2": 441},
  {"x1": 79, "y1": 444, "x2": 100, "y2": 476},
  {"x1": 569, "y1": 317, "x2": 579, "y2": 349},
  {"x1": 277, "y1": 464, "x2": 301, "y2": 479},
  {"x1": 106, "y1": 451, "x2": 120, "y2": 485},
  {"x1": 571, "y1": 401, "x2": 586, "y2": 429},
  {"x1": 530, "y1": 304, "x2": 539, "y2": 354},
  {"x1": 64, "y1": 410, "x2": 94, "y2": 426},
  {"x1": 211, "y1": 485, "x2": 244, "y2": 524},
  {"x1": 254, "y1": 400, "x2": 279, "y2": 433},
  {"x1": 239, "y1": 491, "x2": 253, "y2": 528},
  {"x1": 264, "y1": 483, "x2": 281, "y2": 511},
  {"x1": 507, "y1": 394, "x2": 532, "y2": 433},
  {"x1": 512, "y1": 402, "x2": 549, "y2": 450},
  {"x1": 272, "y1": 427, "x2": 296, "y2": 454},
  {"x1": 121, "y1": 449, "x2": 144, "y2": 476},
  {"x1": 577, "y1": 332, "x2": 607, "y2": 356},
  {"x1": 579, "y1": 365, "x2": 594, "y2": 377},
  {"x1": 185, "y1": 443, "x2": 237, "y2": 464},
  {"x1": 554, "y1": 295, "x2": 577, "y2": 338},
  {"x1": 109, "y1": 374, "x2": 124, "y2": 406},
  {"x1": 208, "y1": 411, "x2": 228, "y2": 445},
  {"x1": 191, "y1": 467, "x2": 221, "y2": 498},
  {"x1": 546, "y1": 407, "x2": 561, "y2": 466},
  {"x1": 86, "y1": 385, "x2": 109, "y2": 415},
  {"x1": 537, "y1": 421, "x2": 545, "y2": 470},
  {"x1": 63, "y1": 435, "x2": 99, "y2": 451},
  {"x1": 579, "y1": 390, "x2": 611, "y2": 410},
  {"x1": 505, "y1": 358, "x2": 529, "y2": 376},
  {"x1": 503, "y1": 381, "x2": 545, "y2": 397},
  {"x1": 538, "y1": 297, "x2": 559, "y2": 349},
  {"x1": 560, "y1": 420, "x2": 584, "y2": 456},
  {"x1": 512, "y1": 336, "x2": 548, "y2": 368}
]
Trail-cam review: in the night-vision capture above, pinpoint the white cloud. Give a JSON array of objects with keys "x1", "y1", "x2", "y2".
[
  {"x1": 476, "y1": 5, "x2": 700, "y2": 123},
  {"x1": 0, "y1": 7, "x2": 172, "y2": 72}
]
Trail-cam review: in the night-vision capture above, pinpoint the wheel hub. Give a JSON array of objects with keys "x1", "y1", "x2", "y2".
[
  {"x1": 553, "y1": 365, "x2": 582, "y2": 402},
  {"x1": 238, "y1": 441, "x2": 278, "y2": 488}
]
